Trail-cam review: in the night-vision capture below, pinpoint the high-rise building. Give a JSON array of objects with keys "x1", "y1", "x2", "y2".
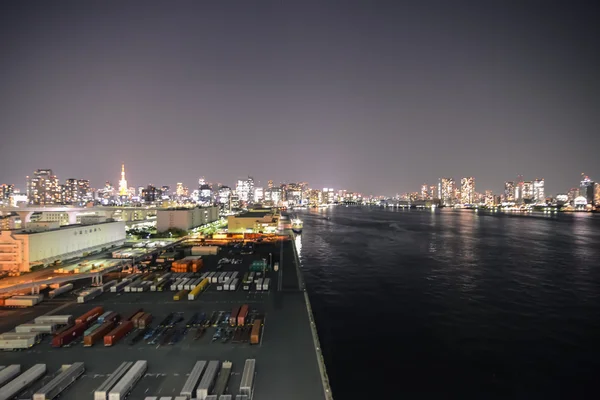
[
  {"x1": 118, "y1": 164, "x2": 128, "y2": 197},
  {"x1": 515, "y1": 175, "x2": 524, "y2": 204},
  {"x1": 504, "y1": 181, "x2": 515, "y2": 202},
  {"x1": 197, "y1": 178, "x2": 212, "y2": 205},
  {"x1": 580, "y1": 175, "x2": 595, "y2": 204},
  {"x1": 236, "y1": 176, "x2": 254, "y2": 203},
  {"x1": 485, "y1": 190, "x2": 494, "y2": 206},
  {"x1": 429, "y1": 185, "x2": 437, "y2": 200},
  {"x1": 421, "y1": 184, "x2": 429, "y2": 200},
  {"x1": 594, "y1": 182, "x2": 600, "y2": 207},
  {"x1": 460, "y1": 177, "x2": 475, "y2": 204},
  {"x1": 142, "y1": 185, "x2": 162, "y2": 202},
  {"x1": 27, "y1": 169, "x2": 60, "y2": 205},
  {"x1": 217, "y1": 185, "x2": 232, "y2": 212},
  {"x1": 176, "y1": 182, "x2": 185, "y2": 197},
  {"x1": 440, "y1": 178, "x2": 455, "y2": 206},
  {"x1": 522, "y1": 181, "x2": 533, "y2": 203},
  {"x1": 1, "y1": 184, "x2": 14, "y2": 200},
  {"x1": 533, "y1": 179, "x2": 545, "y2": 204},
  {"x1": 254, "y1": 187, "x2": 264, "y2": 203},
  {"x1": 267, "y1": 180, "x2": 273, "y2": 189},
  {"x1": 567, "y1": 188, "x2": 579, "y2": 203},
  {"x1": 64, "y1": 179, "x2": 79, "y2": 204}
]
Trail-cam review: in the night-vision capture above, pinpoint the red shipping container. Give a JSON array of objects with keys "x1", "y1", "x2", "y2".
[
  {"x1": 237, "y1": 304, "x2": 248, "y2": 326},
  {"x1": 138, "y1": 313, "x2": 153, "y2": 329},
  {"x1": 104, "y1": 321, "x2": 133, "y2": 346},
  {"x1": 83, "y1": 321, "x2": 115, "y2": 347},
  {"x1": 51, "y1": 323, "x2": 86, "y2": 347},
  {"x1": 230, "y1": 307, "x2": 240, "y2": 326},
  {"x1": 75, "y1": 306, "x2": 104, "y2": 325},
  {"x1": 102, "y1": 312, "x2": 121, "y2": 324},
  {"x1": 54, "y1": 323, "x2": 74, "y2": 337},
  {"x1": 123, "y1": 308, "x2": 143, "y2": 322},
  {"x1": 131, "y1": 312, "x2": 145, "y2": 328}
]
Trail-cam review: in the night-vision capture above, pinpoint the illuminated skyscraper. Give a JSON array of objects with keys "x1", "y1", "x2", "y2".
[
  {"x1": 1, "y1": 184, "x2": 15, "y2": 200},
  {"x1": 176, "y1": 182, "x2": 185, "y2": 197},
  {"x1": 118, "y1": 163, "x2": 128, "y2": 197},
  {"x1": 533, "y1": 179, "x2": 545, "y2": 204},
  {"x1": 421, "y1": 184, "x2": 429, "y2": 200},
  {"x1": 429, "y1": 185, "x2": 437, "y2": 200},
  {"x1": 440, "y1": 178, "x2": 455, "y2": 206},
  {"x1": 236, "y1": 176, "x2": 254, "y2": 203},
  {"x1": 485, "y1": 190, "x2": 494, "y2": 206},
  {"x1": 27, "y1": 169, "x2": 59, "y2": 205},
  {"x1": 580, "y1": 174, "x2": 594, "y2": 204},
  {"x1": 460, "y1": 177, "x2": 475, "y2": 204},
  {"x1": 522, "y1": 181, "x2": 533, "y2": 202},
  {"x1": 594, "y1": 182, "x2": 600, "y2": 206},
  {"x1": 504, "y1": 181, "x2": 515, "y2": 202},
  {"x1": 254, "y1": 187, "x2": 264, "y2": 203}
]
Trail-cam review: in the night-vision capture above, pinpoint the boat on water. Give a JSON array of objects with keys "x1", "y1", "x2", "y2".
[{"x1": 291, "y1": 217, "x2": 303, "y2": 234}]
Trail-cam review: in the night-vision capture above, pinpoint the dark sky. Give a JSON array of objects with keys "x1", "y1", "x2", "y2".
[{"x1": 1, "y1": 1, "x2": 598, "y2": 196}]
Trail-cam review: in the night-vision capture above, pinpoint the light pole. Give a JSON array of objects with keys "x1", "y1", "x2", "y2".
[{"x1": 269, "y1": 252, "x2": 272, "y2": 269}]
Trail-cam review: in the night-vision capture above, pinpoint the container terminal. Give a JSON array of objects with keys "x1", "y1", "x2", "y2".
[{"x1": 0, "y1": 232, "x2": 331, "y2": 400}]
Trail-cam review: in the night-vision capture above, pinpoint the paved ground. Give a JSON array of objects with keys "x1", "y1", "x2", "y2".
[{"x1": 0, "y1": 241, "x2": 326, "y2": 400}]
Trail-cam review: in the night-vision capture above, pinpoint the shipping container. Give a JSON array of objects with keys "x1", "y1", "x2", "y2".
[
  {"x1": 213, "y1": 361, "x2": 232, "y2": 397},
  {"x1": 234, "y1": 396, "x2": 248, "y2": 400},
  {"x1": 48, "y1": 283, "x2": 73, "y2": 299},
  {"x1": 195, "y1": 360, "x2": 220, "y2": 400},
  {"x1": 0, "y1": 364, "x2": 46, "y2": 400},
  {"x1": 131, "y1": 312, "x2": 145, "y2": 328},
  {"x1": 262, "y1": 278, "x2": 270, "y2": 291},
  {"x1": 173, "y1": 290, "x2": 189, "y2": 301},
  {"x1": 5, "y1": 297, "x2": 39, "y2": 307},
  {"x1": 53, "y1": 323, "x2": 74, "y2": 337},
  {"x1": 137, "y1": 313, "x2": 152, "y2": 329},
  {"x1": 104, "y1": 321, "x2": 134, "y2": 346},
  {"x1": 219, "y1": 395, "x2": 232, "y2": 400},
  {"x1": 35, "y1": 315, "x2": 73, "y2": 326},
  {"x1": 239, "y1": 359, "x2": 255, "y2": 398},
  {"x1": 230, "y1": 307, "x2": 239, "y2": 326},
  {"x1": 237, "y1": 305, "x2": 248, "y2": 326},
  {"x1": 15, "y1": 323, "x2": 56, "y2": 334},
  {"x1": 110, "y1": 281, "x2": 128, "y2": 293},
  {"x1": 84, "y1": 321, "x2": 116, "y2": 347},
  {"x1": 255, "y1": 278, "x2": 263, "y2": 291},
  {"x1": 52, "y1": 324, "x2": 87, "y2": 347},
  {"x1": 77, "y1": 288, "x2": 102, "y2": 303},
  {"x1": 107, "y1": 360, "x2": 147, "y2": 400},
  {"x1": 190, "y1": 246, "x2": 219, "y2": 256},
  {"x1": 84, "y1": 323, "x2": 103, "y2": 337},
  {"x1": 223, "y1": 279, "x2": 231, "y2": 291},
  {"x1": 179, "y1": 361, "x2": 206, "y2": 399},
  {"x1": 177, "y1": 279, "x2": 190, "y2": 291},
  {"x1": 157, "y1": 273, "x2": 172, "y2": 282},
  {"x1": 94, "y1": 361, "x2": 133, "y2": 400},
  {"x1": 206, "y1": 272, "x2": 216, "y2": 283},
  {"x1": 250, "y1": 320, "x2": 261, "y2": 345},
  {"x1": 0, "y1": 337, "x2": 36, "y2": 350},
  {"x1": 33, "y1": 362, "x2": 85, "y2": 400},
  {"x1": 0, "y1": 365, "x2": 20, "y2": 387},
  {"x1": 75, "y1": 307, "x2": 104, "y2": 325},
  {"x1": 229, "y1": 279, "x2": 239, "y2": 291},
  {"x1": 170, "y1": 279, "x2": 183, "y2": 291},
  {"x1": 123, "y1": 308, "x2": 143, "y2": 322},
  {"x1": 100, "y1": 281, "x2": 116, "y2": 292}
]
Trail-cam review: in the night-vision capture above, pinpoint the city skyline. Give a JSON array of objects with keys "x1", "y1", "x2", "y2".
[{"x1": 0, "y1": 2, "x2": 598, "y2": 195}]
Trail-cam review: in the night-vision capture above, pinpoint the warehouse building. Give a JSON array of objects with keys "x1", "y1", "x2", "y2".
[
  {"x1": 156, "y1": 205, "x2": 218, "y2": 232},
  {"x1": 227, "y1": 209, "x2": 280, "y2": 233},
  {"x1": 0, "y1": 220, "x2": 126, "y2": 272}
]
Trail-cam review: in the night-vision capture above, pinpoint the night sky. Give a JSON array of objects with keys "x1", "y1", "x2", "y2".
[{"x1": 0, "y1": 1, "x2": 598, "y2": 195}]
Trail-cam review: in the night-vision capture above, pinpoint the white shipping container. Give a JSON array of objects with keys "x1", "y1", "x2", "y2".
[
  {"x1": 101, "y1": 281, "x2": 116, "y2": 292},
  {"x1": 229, "y1": 279, "x2": 238, "y2": 291},
  {"x1": 108, "y1": 360, "x2": 147, "y2": 400},
  {"x1": 49, "y1": 283, "x2": 73, "y2": 299},
  {"x1": 180, "y1": 361, "x2": 206, "y2": 399},
  {"x1": 111, "y1": 281, "x2": 128, "y2": 293},
  {"x1": 0, "y1": 364, "x2": 46, "y2": 400},
  {"x1": 239, "y1": 359, "x2": 255, "y2": 398},
  {"x1": 170, "y1": 279, "x2": 183, "y2": 291},
  {"x1": 4, "y1": 298, "x2": 37, "y2": 307},
  {"x1": 262, "y1": 278, "x2": 270, "y2": 291},
  {"x1": 190, "y1": 246, "x2": 219, "y2": 256},
  {"x1": 195, "y1": 360, "x2": 220, "y2": 400},
  {"x1": 94, "y1": 361, "x2": 133, "y2": 400},
  {"x1": 34, "y1": 315, "x2": 72, "y2": 325},
  {"x1": 255, "y1": 278, "x2": 263, "y2": 291},
  {"x1": 15, "y1": 324, "x2": 55, "y2": 334},
  {"x1": 177, "y1": 279, "x2": 190, "y2": 291},
  {"x1": 33, "y1": 362, "x2": 85, "y2": 400},
  {"x1": 0, "y1": 365, "x2": 21, "y2": 387}
]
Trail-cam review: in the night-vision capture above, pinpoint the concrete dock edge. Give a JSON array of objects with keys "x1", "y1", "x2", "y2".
[{"x1": 290, "y1": 234, "x2": 334, "y2": 400}]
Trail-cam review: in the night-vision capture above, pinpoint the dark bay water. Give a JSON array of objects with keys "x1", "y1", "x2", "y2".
[{"x1": 297, "y1": 206, "x2": 600, "y2": 399}]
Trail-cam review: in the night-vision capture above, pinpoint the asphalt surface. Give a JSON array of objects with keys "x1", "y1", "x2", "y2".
[{"x1": 0, "y1": 241, "x2": 326, "y2": 400}]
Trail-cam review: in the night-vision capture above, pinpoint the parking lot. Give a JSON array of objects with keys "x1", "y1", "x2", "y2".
[{"x1": 0, "y1": 240, "x2": 326, "y2": 400}]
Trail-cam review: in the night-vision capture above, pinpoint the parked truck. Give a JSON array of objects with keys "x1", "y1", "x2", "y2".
[
  {"x1": 179, "y1": 361, "x2": 206, "y2": 399},
  {"x1": 34, "y1": 315, "x2": 72, "y2": 326},
  {"x1": 195, "y1": 360, "x2": 220, "y2": 400},
  {"x1": 15, "y1": 323, "x2": 56, "y2": 334},
  {"x1": 0, "y1": 364, "x2": 46, "y2": 400},
  {"x1": 250, "y1": 320, "x2": 262, "y2": 345},
  {"x1": 32, "y1": 362, "x2": 85, "y2": 400},
  {"x1": 104, "y1": 321, "x2": 134, "y2": 346},
  {"x1": 239, "y1": 359, "x2": 255, "y2": 398},
  {"x1": 107, "y1": 360, "x2": 147, "y2": 400},
  {"x1": 93, "y1": 362, "x2": 133, "y2": 400}
]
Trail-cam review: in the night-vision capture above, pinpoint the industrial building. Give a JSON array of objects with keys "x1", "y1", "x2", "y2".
[
  {"x1": 0, "y1": 220, "x2": 126, "y2": 272},
  {"x1": 227, "y1": 210, "x2": 280, "y2": 233},
  {"x1": 156, "y1": 206, "x2": 218, "y2": 232}
]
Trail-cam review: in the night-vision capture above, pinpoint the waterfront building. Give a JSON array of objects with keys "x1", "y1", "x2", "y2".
[
  {"x1": 504, "y1": 181, "x2": 515, "y2": 202},
  {"x1": 515, "y1": 175, "x2": 524, "y2": 204},
  {"x1": 27, "y1": 169, "x2": 60, "y2": 205},
  {"x1": 533, "y1": 179, "x2": 545, "y2": 204},
  {"x1": 580, "y1": 175, "x2": 594, "y2": 204},
  {"x1": 0, "y1": 220, "x2": 126, "y2": 272},
  {"x1": 485, "y1": 190, "x2": 494, "y2": 206},
  {"x1": 594, "y1": 183, "x2": 600, "y2": 207},
  {"x1": 227, "y1": 209, "x2": 280, "y2": 233},
  {"x1": 429, "y1": 185, "x2": 437, "y2": 200},
  {"x1": 460, "y1": 177, "x2": 475, "y2": 204},
  {"x1": 522, "y1": 181, "x2": 533, "y2": 203},
  {"x1": 440, "y1": 178, "x2": 455, "y2": 206},
  {"x1": 156, "y1": 205, "x2": 218, "y2": 232},
  {"x1": 1, "y1": 184, "x2": 14, "y2": 200},
  {"x1": 254, "y1": 187, "x2": 264, "y2": 203},
  {"x1": 322, "y1": 188, "x2": 335, "y2": 204}
]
